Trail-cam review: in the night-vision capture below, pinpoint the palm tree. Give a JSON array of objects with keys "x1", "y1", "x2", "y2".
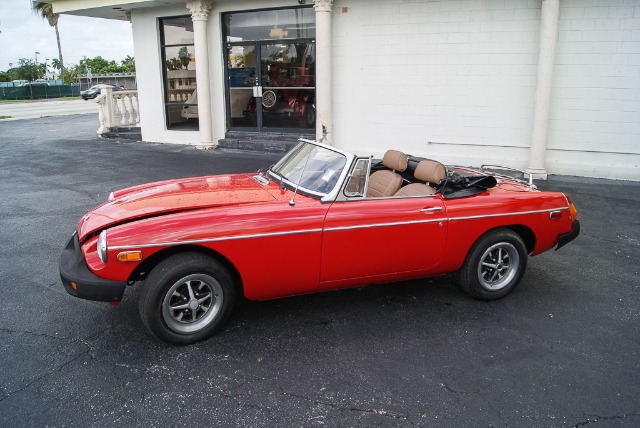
[{"x1": 32, "y1": 1, "x2": 65, "y2": 83}]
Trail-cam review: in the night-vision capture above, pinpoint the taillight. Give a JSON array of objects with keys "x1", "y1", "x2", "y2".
[{"x1": 566, "y1": 195, "x2": 578, "y2": 221}]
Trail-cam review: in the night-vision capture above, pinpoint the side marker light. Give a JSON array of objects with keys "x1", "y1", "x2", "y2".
[{"x1": 117, "y1": 251, "x2": 143, "y2": 262}]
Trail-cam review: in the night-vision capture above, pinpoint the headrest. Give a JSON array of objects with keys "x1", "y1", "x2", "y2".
[
  {"x1": 382, "y1": 150, "x2": 408, "y2": 172},
  {"x1": 414, "y1": 160, "x2": 446, "y2": 184}
]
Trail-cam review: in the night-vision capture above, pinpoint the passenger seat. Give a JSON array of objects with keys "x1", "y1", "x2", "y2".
[{"x1": 395, "y1": 159, "x2": 446, "y2": 196}]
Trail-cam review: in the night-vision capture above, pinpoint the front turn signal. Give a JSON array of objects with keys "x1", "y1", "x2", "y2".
[{"x1": 117, "y1": 251, "x2": 143, "y2": 262}]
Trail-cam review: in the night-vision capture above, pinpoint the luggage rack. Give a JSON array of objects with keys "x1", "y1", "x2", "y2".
[{"x1": 480, "y1": 165, "x2": 537, "y2": 189}]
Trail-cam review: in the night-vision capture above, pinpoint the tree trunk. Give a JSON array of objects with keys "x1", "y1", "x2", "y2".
[{"x1": 54, "y1": 22, "x2": 64, "y2": 84}]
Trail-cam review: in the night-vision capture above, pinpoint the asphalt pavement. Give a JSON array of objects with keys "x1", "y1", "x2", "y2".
[{"x1": 0, "y1": 115, "x2": 638, "y2": 427}]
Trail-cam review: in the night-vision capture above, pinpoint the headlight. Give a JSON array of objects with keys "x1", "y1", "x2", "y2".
[
  {"x1": 108, "y1": 192, "x2": 114, "y2": 201},
  {"x1": 97, "y1": 230, "x2": 108, "y2": 263}
]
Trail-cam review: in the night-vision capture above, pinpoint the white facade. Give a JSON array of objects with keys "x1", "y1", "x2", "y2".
[{"x1": 53, "y1": 0, "x2": 640, "y2": 180}]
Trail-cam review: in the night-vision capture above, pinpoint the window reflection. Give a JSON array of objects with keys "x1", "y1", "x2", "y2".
[
  {"x1": 225, "y1": 8, "x2": 315, "y2": 42},
  {"x1": 160, "y1": 16, "x2": 198, "y2": 130},
  {"x1": 260, "y1": 42, "x2": 315, "y2": 129}
]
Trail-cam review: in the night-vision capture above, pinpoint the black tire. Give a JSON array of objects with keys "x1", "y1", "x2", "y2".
[
  {"x1": 458, "y1": 228, "x2": 528, "y2": 300},
  {"x1": 138, "y1": 252, "x2": 235, "y2": 345},
  {"x1": 298, "y1": 106, "x2": 315, "y2": 128}
]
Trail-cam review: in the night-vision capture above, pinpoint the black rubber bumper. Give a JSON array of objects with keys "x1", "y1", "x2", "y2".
[
  {"x1": 556, "y1": 220, "x2": 580, "y2": 251},
  {"x1": 59, "y1": 233, "x2": 126, "y2": 302}
]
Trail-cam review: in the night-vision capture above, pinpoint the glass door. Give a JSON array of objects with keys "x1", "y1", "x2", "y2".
[
  {"x1": 223, "y1": 7, "x2": 316, "y2": 132},
  {"x1": 259, "y1": 42, "x2": 315, "y2": 130},
  {"x1": 227, "y1": 44, "x2": 256, "y2": 128}
]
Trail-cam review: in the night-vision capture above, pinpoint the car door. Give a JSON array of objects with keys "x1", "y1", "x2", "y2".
[{"x1": 319, "y1": 190, "x2": 448, "y2": 288}]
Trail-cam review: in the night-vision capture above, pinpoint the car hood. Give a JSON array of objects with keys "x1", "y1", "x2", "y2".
[{"x1": 78, "y1": 173, "x2": 276, "y2": 241}]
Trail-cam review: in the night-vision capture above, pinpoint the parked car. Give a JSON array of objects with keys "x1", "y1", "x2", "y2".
[
  {"x1": 19, "y1": 81, "x2": 50, "y2": 87},
  {"x1": 60, "y1": 139, "x2": 580, "y2": 344},
  {"x1": 81, "y1": 84, "x2": 125, "y2": 100}
]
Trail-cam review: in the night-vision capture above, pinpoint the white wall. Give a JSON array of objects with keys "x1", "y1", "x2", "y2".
[
  {"x1": 549, "y1": 0, "x2": 640, "y2": 180},
  {"x1": 332, "y1": 0, "x2": 640, "y2": 180},
  {"x1": 332, "y1": 0, "x2": 542, "y2": 167}
]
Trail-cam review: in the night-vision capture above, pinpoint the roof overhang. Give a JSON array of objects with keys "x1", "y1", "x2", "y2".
[{"x1": 51, "y1": 0, "x2": 188, "y2": 21}]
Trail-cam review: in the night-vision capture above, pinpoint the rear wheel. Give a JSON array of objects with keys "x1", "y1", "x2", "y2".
[
  {"x1": 139, "y1": 252, "x2": 235, "y2": 345},
  {"x1": 458, "y1": 229, "x2": 528, "y2": 300},
  {"x1": 298, "y1": 105, "x2": 315, "y2": 128}
]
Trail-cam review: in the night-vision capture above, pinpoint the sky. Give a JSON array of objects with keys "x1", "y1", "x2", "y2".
[{"x1": 0, "y1": 0, "x2": 134, "y2": 72}]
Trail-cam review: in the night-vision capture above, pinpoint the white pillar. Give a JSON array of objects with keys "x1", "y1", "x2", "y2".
[
  {"x1": 526, "y1": 0, "x2": 560, "y2": 179},
  {"x1": 314, "y1": 0, "x2": 333, "y2": 145},
  {"x1": 186, "y1": 0, "x2": 214, "y2": 147}
]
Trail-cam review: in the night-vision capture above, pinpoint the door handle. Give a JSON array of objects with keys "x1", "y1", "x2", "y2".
[{"x1": 419, "y1": 207, "x2": 443, "y2": 213}]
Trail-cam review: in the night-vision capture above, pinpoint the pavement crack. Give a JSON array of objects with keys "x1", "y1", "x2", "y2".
[
  {"x1": 441, "y1": 381, "x2": 479, "y2": 396},
  {"x1": 0, "y1": 327, "x2": 97, "y2": 402},
  {"x1": 0, "y1": 346, "x2": 91, "y2": 403},
  {"x1": 281, "y1": 390, "x2": 426, "y2": 427},
  {"x1": 573, "y1": 413, "x2": 640, "y2": 427},
  {"x1": 441, "y1": 381, "x2": 507, "y2": 426}
]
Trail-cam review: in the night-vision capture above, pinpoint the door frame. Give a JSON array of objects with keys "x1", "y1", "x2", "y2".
[{"x1": 224, "y1": 39, "x2": 316, "y2": 133}]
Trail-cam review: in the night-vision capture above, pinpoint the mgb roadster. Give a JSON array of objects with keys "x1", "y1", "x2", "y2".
[{"x1": 60, "y1": 139, "x2": 580, "y2": 344}]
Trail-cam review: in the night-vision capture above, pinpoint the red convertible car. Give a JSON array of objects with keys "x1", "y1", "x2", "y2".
[{"x1": 60, "y1": 139, "x2": 579, "y2": 344}]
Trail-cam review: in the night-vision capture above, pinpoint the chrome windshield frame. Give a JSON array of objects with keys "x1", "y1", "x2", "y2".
[{"x1": 268, "y1": 138, "x2": 355, "y2": 203}]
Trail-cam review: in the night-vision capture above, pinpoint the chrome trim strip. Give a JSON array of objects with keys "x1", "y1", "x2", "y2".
[
  {"x1": 449, "y1": 207, "x2": 569, "y2": 222},
  {"x1": 110, "y1": 228, "x2": 323, "y2": 251},
  {"x1": 325, "y1": 218, "x2": 444, "y2": 232},
  {"x1": 111, "y1": 207, "x2": 569, "y2": 250}
]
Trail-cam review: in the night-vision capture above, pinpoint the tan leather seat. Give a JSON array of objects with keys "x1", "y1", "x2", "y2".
[
  {"x1": 395, "y1": 159, "x2": 446, "y2": 197},
  {"x1": 366, "y1": 150, "x2": 408, "y2": 197}
]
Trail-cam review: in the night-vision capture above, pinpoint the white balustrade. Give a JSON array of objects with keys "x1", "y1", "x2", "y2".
[{"x1": 95, "y1": 85, "x2": 140, "y2": 135}]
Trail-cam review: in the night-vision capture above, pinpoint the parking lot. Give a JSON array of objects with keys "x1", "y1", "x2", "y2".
[{"x1": 0, "y1": 114, "x2": 638, "y2": 427}]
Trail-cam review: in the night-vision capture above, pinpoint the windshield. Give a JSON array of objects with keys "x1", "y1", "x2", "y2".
[{"x1": 270, "y1": 141, "x2": 347, "y2": 196}]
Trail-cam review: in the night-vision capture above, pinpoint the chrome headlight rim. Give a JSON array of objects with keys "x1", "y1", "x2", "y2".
[{"x1": 97, "y1": 230, "x2": 108, "y2": 263}]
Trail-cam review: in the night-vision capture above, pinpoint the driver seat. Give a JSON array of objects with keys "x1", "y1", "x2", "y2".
[{"x1": 366, "y1": 150, "x2": 408, "y2": 197}]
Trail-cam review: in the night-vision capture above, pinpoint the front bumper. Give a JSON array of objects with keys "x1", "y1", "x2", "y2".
[
  {"x1": 556, "y1": 220, "x2": 580, "y2": 250},
  {"x1": 59, "y1": 233, "x2": 126, "y2": 302}
]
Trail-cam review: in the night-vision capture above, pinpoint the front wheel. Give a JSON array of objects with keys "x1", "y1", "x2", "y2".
[
  {"x1": 458, "y1": 229, "x2": 528, "y2": 300},
  {"x1": 138, "y1": 252, "x2": 236, "y2": 345}
]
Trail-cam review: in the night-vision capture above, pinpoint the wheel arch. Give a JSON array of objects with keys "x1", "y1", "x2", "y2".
[
  {"x1": 128, "y1": 245, "x2": 244, "y2": 294},
  {"x1": 462, "y1": 224, "x2": 536, "y2": 257},
  {"x1": 502, "y1": 224, "x2": 536, "y2": 254}
]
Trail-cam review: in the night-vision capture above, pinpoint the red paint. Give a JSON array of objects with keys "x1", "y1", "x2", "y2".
[{"x1": 76, "y1": 162, "x2": 576, "y2": 302}]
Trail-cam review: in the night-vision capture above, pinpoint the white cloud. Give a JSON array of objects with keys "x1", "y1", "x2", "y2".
[{"x1": 0, "y1": 0, "x2": 134, "y2": 71}]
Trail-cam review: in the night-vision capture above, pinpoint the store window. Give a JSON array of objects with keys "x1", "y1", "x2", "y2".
[
  {"x1": 160, "y1": 16, "x2": 198, "y2": 130},
  {"x1": 224, "y1": 7, "x2": 315, "y2": 42},
  {"x1": 223, "y1": 7, "x2": 316, "y2": 131}
]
